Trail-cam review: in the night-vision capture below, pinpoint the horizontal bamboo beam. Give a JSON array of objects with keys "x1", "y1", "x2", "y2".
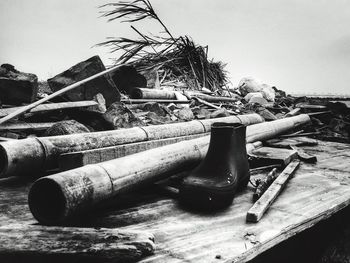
[
  {"x1": 0, "y1": 114, "x2": 263, "y2": 177},
  {"x1": 28, "y1": 115, "x2": 310, "y2": 224},
  {"x1": 121, "y1": 99, "x2": 190, "y2": 104},
  {"x1": 0, "y1": 224, "x2": 155, "y2": 262},
  {"x1": 0, "y1": 101, "x2": 98, "y2": 117},
  {"x1": 0, "y1": 122, "x2": 55, "y2": 131},
  {"x1": 59, "y1": 133, "x2": 208, "y2": 171},
  {"x1": 130, "y1": 88, "x2": 177, "y2": 100}
]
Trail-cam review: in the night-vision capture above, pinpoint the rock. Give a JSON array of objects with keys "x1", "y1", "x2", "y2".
[
  {"x1": 256, "y1": 107, "x2": 277, "y2": 121},
  {"x1": 146, "y1": 112, "x2": 171, "y2": 125},
  {"x1": 192, "y1": 107, "x2": 211, "y2": 119},
  {"x1": 87, "y1": 93, "x2": 107, "y2": 113},
  {"x1": 103, "y1": 102, "x2": 144, "y2": 129},
  {"x1": 244, "y1": 92, "x2": 263, "y2": 102},
  {"x1": 210, "y1": 108, "x2": 230, "y2": 118},
  {"x1": 175, "y1": 108, "x2": 194, "y2": 121},
  {"x1": 261, "y1": 84, "x2": 276, "y2": 102},
  {"x1": 44, "y1": 120, "x2": 90, "y2": 136},
  {"x1": 249, "y1": 96, "x2": 269, "y2": 106},
  {"x1": 238, "y1": 77, "x2": 262, "y2": 96},
  {"x1": 140, "y1": 102, "x2": 167, "y2": 117},
  {"x1": 47, "y1": 56, "x2": 120, "y2": 106},
  {"x1": 0, "y1": 64, "x2": 38, "y2": 105},
  {"x1": 110, "y1": 65, "x2": 147, "y2": 94},
  {"x1": 142, "y1": 69, "x2": 160, "y2": 89}
]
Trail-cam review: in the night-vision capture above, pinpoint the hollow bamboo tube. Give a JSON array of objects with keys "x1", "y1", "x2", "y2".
[
  {"x1": 130, "y1": 88, "x2": 177, "y2": 99},
  {"x1": 28, "y1": 114, "x2": 310, "y2": 224},
  {"x1": 0, "y1": 114, "x2": 263, "y2": 177}
]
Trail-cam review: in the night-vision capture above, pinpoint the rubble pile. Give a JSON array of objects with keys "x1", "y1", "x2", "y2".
[{"x1": 0, "y1": 57, "x2": 348, "y2": 144}]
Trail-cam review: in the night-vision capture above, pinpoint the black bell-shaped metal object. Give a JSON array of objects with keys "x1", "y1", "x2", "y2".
[{"x1": 179, "y1": 122, "x2": 250, "y2": 210}]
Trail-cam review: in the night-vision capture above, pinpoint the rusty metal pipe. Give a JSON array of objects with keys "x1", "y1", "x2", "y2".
[
  {"x1": 28, "y1": 114, "x2": 310, "y2": 224},
  {"x1": 0, "y1": 114, "x2": 263, "y2": 177}
]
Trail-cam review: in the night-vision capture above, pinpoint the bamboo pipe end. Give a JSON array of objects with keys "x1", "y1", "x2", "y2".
[
  {"x1": 28, "y1": 177, "x2": 67, "y2": 225},
  {"x1": 130, "y1": 88, "x2": 143, "y2": 99}
]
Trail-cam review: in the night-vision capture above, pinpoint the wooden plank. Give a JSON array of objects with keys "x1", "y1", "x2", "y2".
[
  {"x1": 58, "y1": 133, "x2": 207, "y2": 171},
  {"x1": 0, "y1": 122, "x2": 55, "y2": 131},
  {"x1": 246, "y1": 160, "x2": 300, "y2": 222},
  {"x1": 1, "y1": 140, "x2": 350, "y2": 262},
  {"x1": 0, "y1": 224, "x2": 155, "y2": 262},
  {"x1": 290, "y1": 145, "x2": 317, "y2": 163},
  {"x1": 249, "y1": 147, "x2": 298, "y2": 168},
  {"x1": 0, "y1": 101, "x2": 98, "y2": 117}
]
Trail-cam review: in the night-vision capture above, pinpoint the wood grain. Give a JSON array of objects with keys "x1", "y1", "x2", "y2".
[
  {"x1": 1, "y1": 140, "x2": 350, "y2": 262},
  {"x1": 246, "y1": 160, "x2": 300, "y2": 222}
]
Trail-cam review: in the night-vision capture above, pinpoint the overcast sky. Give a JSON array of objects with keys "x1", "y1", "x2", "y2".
[{"x1": 1, "y1": 0, "x2": 350, "y2": 94}]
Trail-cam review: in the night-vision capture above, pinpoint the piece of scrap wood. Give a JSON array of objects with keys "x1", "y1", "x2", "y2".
[
  {"x1": 0, "y1": 101, "x2": 98, "y2": 117},
  {"x1": 249, "y1": 147, "x2": 298, "y2": 168},
  {"x1": 0, "y1": 224, "x2": 155, "y2": 262},
  {"x1": 246, "y1": 160, "x2": 300, "y2": 223},
  {"x1": 0, "y1": 122, "x2": 55, "y2": 131},
  {"x1": 290, "y1": 145, "x2": 317, "y2": 163}
]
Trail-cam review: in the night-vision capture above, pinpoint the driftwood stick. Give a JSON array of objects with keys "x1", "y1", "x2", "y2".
[
  {"x1": 246, "y1": 160, "x2": 300, "y2": 223},
  {"x1": 0, "y1": 224, "x2": 155, "y2": 262},
  {"x1": 0, "y1": 122, "x2": 55, "y2": 131},
  {"x1": 194, "y1": 97, "x2": 237, "y2": 115},
  {"x1": 253, "y1": 168, "x2": 278, "y2": 202},
  {"x1": 0, "y1": 64, "x2": 123, "y2": 125},
  {"x1": 121, "y1": 99, "x2": 190, "y2": 104},
  {"x1": 0, "y1": 101, "x2": 98, "y2": 117}
]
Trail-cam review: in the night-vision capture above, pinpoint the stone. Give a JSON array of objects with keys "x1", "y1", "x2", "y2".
[
  {"x1": 0, "y1": 64, "x2": 38, "y2": 105},
  {"x1": 44, "y1": 120, "x2": 90, "y2": 136},
  {"x1": 110, "y1": 65, "x2": 147, "y2": 94},
  {"x1": 210, "y1": 108, "x2": 230, "y2": 118},
  {"x1": 244, "y1": 92, "x2": 263, "y2": 102},
  {"x1": 103, "y1": 102, "x2": 144, "y2": 129},
  {"x1": 249, "y1": 96, "x2": 269, "y2": 106},
  {"x1": 175, "y1": 107, "x2": 195, "y2": 121},
  {"x1": 142, "y1": 69, "x2": 160, "y2": 89},
  {"x1": 47, "y1": 56, "x2": 120, "y2": 106},
  {"x1": 238, "y1": 77, "x2": 262, "y2": 96},
  {"x1": 140, "y1": 102, "x2": 167, "y2": 117},
  {"x1": 261, "y1": 84, "x2": 276, "y2": 102},
  {"x1": 192, "y1": 107, "x2": 211, "y2": 119},
  {"x1": 146, "y1": 112, "x2": 171, "y2": 125},
  {"x1": 256, "y1": 107, "x2": 277, "y2": 121}
]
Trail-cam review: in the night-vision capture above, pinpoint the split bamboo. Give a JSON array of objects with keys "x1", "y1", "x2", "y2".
[
  {"x1": 28, "y1": 114, "x2": 310, "y2": 224},
  {"x1": 0, "y1": 113, "x2": 263, "y2": 177}
]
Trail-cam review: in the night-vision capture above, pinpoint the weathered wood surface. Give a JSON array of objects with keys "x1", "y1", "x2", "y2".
[
  {"x1": 246, "y1": 160, "x2": 300, "y2": 222},
  {"x1": 0, "y1": 224, "x2": 155, "y2": 263},
  {"x1": 249, "y1": 146, "x2": 298, "y2": 167},
  {"x1": 1, "y1": 140, "x2": 350, "y2": 262},
  {"x1": 0, "y1": 101, "x2": 98, "y2": 117}
]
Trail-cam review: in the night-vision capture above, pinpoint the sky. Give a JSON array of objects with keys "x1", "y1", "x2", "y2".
[{"x1": 1, "y1": 0, "x2": 350, "y2": 95}]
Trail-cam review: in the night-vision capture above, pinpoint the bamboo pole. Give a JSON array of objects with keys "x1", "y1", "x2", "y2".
[
  {"x1": 58, "y1": 133, "x2": 208, "y2": 171},
  {"x1": 0, "y1": 114, "x2": 263, "y2": 177},
  {"x1": 28, "y1": 115, "x2": 310, "y2": 225},
  {"x1": 0, "y1": 101, "x2": 98, "y2": 117},
  {"x1": 0, "y1": 65, "x2": 123, "y2": 126},
  {"x1": 122, "y1": 99, "x2": 190, "y2": 104},
  {"x1": 130, "y1": 88, "x2": 177, "y2": 100}
]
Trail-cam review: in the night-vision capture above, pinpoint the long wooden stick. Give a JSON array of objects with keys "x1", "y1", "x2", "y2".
[
  {"x1": 0, "y1": 101, "x2": 98, "y2": 117},
  {"x1": 0, "y1": 64, "x2": 123, "y2": 125},
  {"x1": 246, "y1": 160, "x2": 300, "y2": 223}
]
